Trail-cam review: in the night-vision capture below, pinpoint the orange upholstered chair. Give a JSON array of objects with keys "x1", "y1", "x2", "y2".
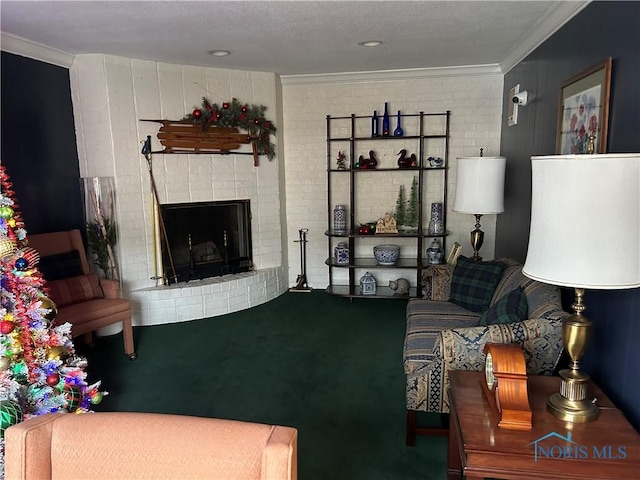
[
  {"x1": 28, "y1": 229, "x2": 136, "y2": 359},
  {"x1": 4, "y1": 412, "x2": 298, "y2": 480}
]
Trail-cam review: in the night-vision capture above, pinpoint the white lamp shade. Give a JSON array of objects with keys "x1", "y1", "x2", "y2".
[
  {"x1": 523, "y1": 154, "x2": 640, "y2": 289},
  {"x1": 453, "y1": 157, "x2": 506, "y2": 214}
]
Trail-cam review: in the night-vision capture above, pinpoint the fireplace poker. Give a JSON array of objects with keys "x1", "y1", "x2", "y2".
[
  {"x1": 142, "y1": 135, "x2": 178, "y2": 284},
  {"x1": 290, "y1": 228, "x2": 312, "y2": 292}
]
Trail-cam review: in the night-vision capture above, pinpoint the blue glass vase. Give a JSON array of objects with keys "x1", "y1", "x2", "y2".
[
  {"x1": 393, "y1": 111, "x2": 404, "y2": 137},
  {"x1": 382, "y1": 102, "x2": 390, "y2": 136}
]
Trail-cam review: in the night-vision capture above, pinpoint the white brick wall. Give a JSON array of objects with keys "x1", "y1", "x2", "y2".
[
  {"x1": 69, "y1": 53, "x2": 504, "y2": 324},
  {"x1": 70, "y1": 54, "x2": 288, "y2": 326},
  {"x1": 282, "y1": 74, "x2": 504, "y2": 290}
]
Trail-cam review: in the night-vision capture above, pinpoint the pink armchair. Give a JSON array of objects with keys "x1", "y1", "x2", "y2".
[{"x1": 4, "y1": 412, "x2": 298, "y2": 480}]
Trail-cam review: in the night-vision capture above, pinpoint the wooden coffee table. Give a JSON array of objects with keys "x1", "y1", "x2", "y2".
[{"x1": 448, "y1": 370, "x2": 640, "y2": 480}]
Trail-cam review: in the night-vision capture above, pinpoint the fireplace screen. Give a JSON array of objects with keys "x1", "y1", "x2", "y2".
[{"x1": 159, "y1": 200, "x2": 252, "y2": 284}]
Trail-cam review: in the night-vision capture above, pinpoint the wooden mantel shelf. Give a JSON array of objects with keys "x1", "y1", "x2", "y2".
[{"x1": 141, "y1": 119, "x2": 260, "y2": 166}]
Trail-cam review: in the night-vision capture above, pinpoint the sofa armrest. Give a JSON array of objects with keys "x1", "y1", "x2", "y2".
[
  {"x1": 99, "y1": 278, "x2": 121, "y2": 299},
  {"x1": 436, "y1": 317, "x2": 564, "y2": 375},
  {"x1": 429, "y1": 318, "x2": 563, "y2": 412}
]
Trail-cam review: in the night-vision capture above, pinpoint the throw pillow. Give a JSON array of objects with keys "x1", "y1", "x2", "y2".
[
  {"x1": 38, "y1": 250, "x2": 84, "y2": 281},
  {"x1": 478, "y1": 287, "x2": 528, "y2": 326},
  {"x1": 449, "y1": 256, "x2": 504, "y2": 313},
  {"x1": 46, "y1": 273, "x2": 104, "y2": 307}
]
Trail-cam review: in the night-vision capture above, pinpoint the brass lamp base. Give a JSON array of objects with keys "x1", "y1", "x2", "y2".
[
  {"x1": 547, "y1": 371, "x2": 599, "y2": 423},
  {"x1": 547, "y1": 288, "x2": 599, "y2": 423},
  {"x1": 470, "y1": 214, "x2": 484, "y2": 261}
]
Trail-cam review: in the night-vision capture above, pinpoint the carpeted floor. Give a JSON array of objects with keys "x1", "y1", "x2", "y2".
[{"x1": 80, "y1": 290, "x2": 447, "y2": 479}]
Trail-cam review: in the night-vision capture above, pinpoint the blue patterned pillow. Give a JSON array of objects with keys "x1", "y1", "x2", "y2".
[
  {"x1": 479, "y1": 287, "x2": 528, "y2": 325},
  {"x1": 449, "y1": 256, "x2": 504, "y2": 313}
]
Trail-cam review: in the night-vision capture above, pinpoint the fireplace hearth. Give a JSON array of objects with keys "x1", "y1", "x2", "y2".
[{"x1": 160, "y1": 200, "x2": 252, "y2": 284}]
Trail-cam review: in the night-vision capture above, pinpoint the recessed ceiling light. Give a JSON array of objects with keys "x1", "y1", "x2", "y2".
[
  {"x1": 208, "y1": 50, "x2": 231, "y2": 57},
  {"x1": 358, "y1": 41, "x2": 383, "y2": 47}
]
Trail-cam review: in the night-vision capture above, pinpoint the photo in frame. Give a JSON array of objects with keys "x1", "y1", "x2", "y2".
[{"x1": 556, "y1": 57, "x2": 612, "y2": 154}]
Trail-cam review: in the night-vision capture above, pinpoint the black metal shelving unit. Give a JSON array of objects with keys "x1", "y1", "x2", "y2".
[{"x1": 325, "y1": 111, "x2": 451, "y2": 299}]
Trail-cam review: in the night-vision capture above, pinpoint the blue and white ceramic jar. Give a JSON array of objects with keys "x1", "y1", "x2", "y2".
[
  {"x1": 426, "y1": 238, "x2": 444, "y2": 264},
  {"x1": 334, "y1": 242, "x2": 349, "y2": 265},
  {"x1": 333, "y1": 205, "x2": 347, "y2": 234},
  {"x1": 359, "y1": 271, "x2": 377, "y2": 295},
  {"x1": 427, "y1": 202, "x2": 444, "y2": 235}
]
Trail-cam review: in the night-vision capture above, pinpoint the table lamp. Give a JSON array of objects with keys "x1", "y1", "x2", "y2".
[
  {"x1": 453, "y1": 156, "x2": 506, "y2": 260},
  {"x1": 523, "y1": 153, "x2": 640, "y2": 423}
]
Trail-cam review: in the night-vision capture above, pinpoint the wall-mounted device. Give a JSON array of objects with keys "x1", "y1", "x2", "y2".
[{"x1": 512, "y1": 90, "x2": 530, "y2": 106}]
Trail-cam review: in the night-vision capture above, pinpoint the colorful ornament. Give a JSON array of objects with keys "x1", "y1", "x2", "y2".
[
  {"x1": 192, "y1": 109, "x2": 202, "y2": 119},
  {"x1": 63, "y1": 385, "x2": 82, "y2": 411},
  {"x1": 46, "y1": 345, "x2": 69, "y2": 362},
  {"x1": 21, "y1": 247, "x2": 40, "y2": 268},
  {"x1": 39, "y1": 297, "x2": 58, "y2": 321},
  {"x1": 222, "y1": 102, "x2": 230, "y2": 109},
  {"x1": 46, "y1": 373, "x2": 61, "y2": 387},
  {"x1": 89, "y1": 391, "x2": 104, "y2": 405},
  {"x1": 14, "y1": 257, "x2": 29, "y2": 271},
  {"x1": 0, "y1": 205, "x2": 14, "y2": 219},
  {"x1": 0, "y1": 237, "x2": 17, "y2": 260},
  {"x1": 0, "y1": 400, "x2": 23, "y2": 437},
  {"x1": 0, "y1": 320, "x2": 15, "y2": 334}
]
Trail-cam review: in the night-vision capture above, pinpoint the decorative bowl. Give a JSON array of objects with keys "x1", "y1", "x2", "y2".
[{"x1": 373, "y1": 244, "x2": 401, "y2": 265}]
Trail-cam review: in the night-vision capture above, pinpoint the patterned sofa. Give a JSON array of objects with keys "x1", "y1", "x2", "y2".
[{"x1": 403, "y1": 258, "x2": 568, "y2": 444}]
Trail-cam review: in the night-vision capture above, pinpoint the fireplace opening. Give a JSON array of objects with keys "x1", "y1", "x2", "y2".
[{"x1": 159, "y1": 200, "x2": 253, "y2": 284}]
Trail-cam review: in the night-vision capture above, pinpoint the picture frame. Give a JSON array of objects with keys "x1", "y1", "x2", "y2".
[
  {"x1": 446, "y1": 242, "x2": 462, "y2": 266},
  {"x1": 556, "y1": 57, "x2": 612, "y2": 154}
]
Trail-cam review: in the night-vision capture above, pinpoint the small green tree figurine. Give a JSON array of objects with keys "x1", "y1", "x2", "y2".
[
  {"x1": 395, "y1": 185, "x2": 406, "y2": 226},
  {"x1": 405, "y1": 176, "x2": 419, "y2": 229}
]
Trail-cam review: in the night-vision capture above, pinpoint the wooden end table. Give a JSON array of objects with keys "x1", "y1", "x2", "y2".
[{"x1": 448, "y1": 370, "x2": 640, "y2": 480}]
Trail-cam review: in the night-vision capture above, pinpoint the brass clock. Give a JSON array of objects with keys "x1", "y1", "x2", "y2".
[{"x1": 481, "y1": 343, "x2": 532, "y2": 431}]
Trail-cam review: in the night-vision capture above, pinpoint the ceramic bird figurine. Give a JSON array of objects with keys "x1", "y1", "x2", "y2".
[
  {"x1": 358, "y1": 150, "x2": 378, "y2": 169},
  {"x1": 397, "y1": 149, "x2": 417, "y2": 168}
]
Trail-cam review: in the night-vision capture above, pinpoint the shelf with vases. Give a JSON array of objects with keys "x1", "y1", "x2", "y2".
[
  {"x1": 325, "y1": 109, "x2": 451, "y2": 300},
  {"x1": 326, "y1": 285, "x2": 419, "y2": 299},
  {"x1": 325, "y1": 257, "x2": 420, "y2": 269}
]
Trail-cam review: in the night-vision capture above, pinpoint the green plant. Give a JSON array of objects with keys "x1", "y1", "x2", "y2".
[
  {"x1": 395, "y1": 185, "x2": 406, "y2": 226},
  {"x1": 86, "y1": 217, "x2": 117, "y2": 280},
  {"x1": 405, "y1": 176, "x2": 419, "y2": 228}
]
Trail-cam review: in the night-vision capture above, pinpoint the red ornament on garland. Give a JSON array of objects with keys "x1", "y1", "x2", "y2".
[
  {"x1": 264, "y1": 122, "x2": 270, "y2": 129},
  {"x1": 192, "y1": 109, "x2": 202, "y2": 119},
  {"x1": 46, "y1": 373, "x2": 60, "y2": 387},
  {"x1": 222, "y1": 102, "x2": 230, "y2": 109},
  {"x1": 253, "y1": 118, "x2": 261, "y2": 125},
  {"x1": 0, "y1": 321, "x2": 15, "y2": 334},
  {"x1": 241, "y1": 105, "x2": 248, "y2": 112}
]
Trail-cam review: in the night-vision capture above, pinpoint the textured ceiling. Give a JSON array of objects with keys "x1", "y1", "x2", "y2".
[{"x1": 0, "y1": 1, "x2": 587, "y2": 76}]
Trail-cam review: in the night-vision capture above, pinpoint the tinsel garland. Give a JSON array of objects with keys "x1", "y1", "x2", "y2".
[{"x1": 182, "y1": 97, "x2": 276, "y2": 160}]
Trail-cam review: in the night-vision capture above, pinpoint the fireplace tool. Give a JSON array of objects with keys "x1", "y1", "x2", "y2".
[
  {"x1": 290, "y1": 228, "x2": 312, "y2": 292},
  {"x1": 141, "y1": 135, "x2": 178, "y2": 284}
]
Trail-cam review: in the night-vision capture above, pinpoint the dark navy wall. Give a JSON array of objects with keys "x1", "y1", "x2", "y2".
[
  {"x1": 1, "y1": 52, "x2": 84, "y2": 234},
  {"x1": 497, "y1": 1, "x2": 640, "y2": 429}
]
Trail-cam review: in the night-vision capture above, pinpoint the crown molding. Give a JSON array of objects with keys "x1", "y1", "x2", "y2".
[
  {"x1": 500, "y1": 1, "x2": 591, "y2": 74},
  {"x1": 1, "y1": 32, "x2": 74, "y2": 68},
  {"x1": 280, "y1": 64, "x2": 503, "y2": 85}
]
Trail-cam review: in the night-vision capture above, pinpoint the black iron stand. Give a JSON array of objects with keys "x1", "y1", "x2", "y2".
[{"x1": 290, "y1": 228, "x2": 312, "y2": 292}]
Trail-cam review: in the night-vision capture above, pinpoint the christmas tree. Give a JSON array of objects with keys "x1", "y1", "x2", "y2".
[
  {"x1": 0, "y1": 167, "x2": 105, "y2": 476},
  {"x1": 405, "y1": 176, "x2": 419, "y2": 229},
  {"x1": 395, "y1": 185, "x2": 406, "y2": 226}
]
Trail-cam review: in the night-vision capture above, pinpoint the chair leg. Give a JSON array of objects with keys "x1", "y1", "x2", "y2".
[
  {"x1": 122, "y1": 316, "x2": 137, "y2": 360},
  {"x1": 406, "y1": 410, "x2": 417, "y2": 446}
]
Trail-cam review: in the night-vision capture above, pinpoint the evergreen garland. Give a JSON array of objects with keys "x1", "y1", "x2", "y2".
[{"x1": 183, "y1": 97, "x2": 277, "y2": 160}]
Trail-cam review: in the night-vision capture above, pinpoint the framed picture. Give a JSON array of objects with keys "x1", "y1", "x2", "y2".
[
  {"x1": 446, "y1": 242, "x2": 462, "y2": 266},
  {"x1": 556, "y1": 57, "x2": 612, "y2": 154}
]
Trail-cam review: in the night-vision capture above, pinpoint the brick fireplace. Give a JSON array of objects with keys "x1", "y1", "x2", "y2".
[{"x1": 69, "y1": 54, "x2": 287, "y2": 327}]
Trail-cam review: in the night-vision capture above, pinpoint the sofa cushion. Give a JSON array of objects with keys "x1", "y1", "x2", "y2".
[
  {"x1": 479, "y1": 287, "x2": 528, "y2": 326},
  {"x1": 47, "y1": 273, "x2": 104, "y2": 307},
  {"x1": 449, "y1": 256, "x2": 504, "y2": 313},
  {"x1": 38, "y1": 250, "x2": 84, "y2": 281}
]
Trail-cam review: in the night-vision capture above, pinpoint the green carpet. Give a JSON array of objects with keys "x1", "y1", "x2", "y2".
[{"x1": 80, "y1": 290, "x2": 446, "y2": 479}]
